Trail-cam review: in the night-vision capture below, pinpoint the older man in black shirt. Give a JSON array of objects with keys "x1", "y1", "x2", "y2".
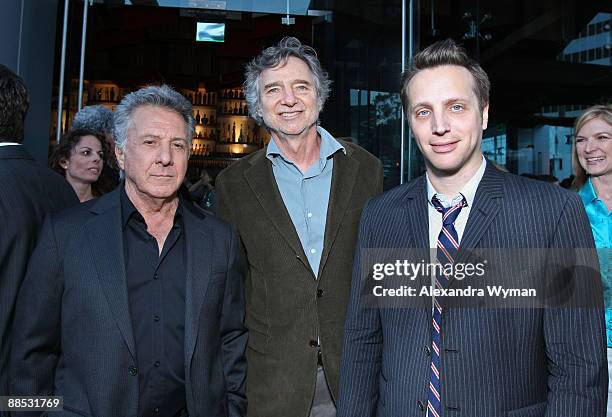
[
  {"x1": 122, "y1": 188, "x2": 188, "y2": 416},
  {"x1": 10, "y1": 85, "x2": 247, "y2": 417}
]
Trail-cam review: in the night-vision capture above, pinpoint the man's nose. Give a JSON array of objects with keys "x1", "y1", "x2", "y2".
[
  {"x1": 157, "y1": 143, "x2": 173, "y2": 165},
  {"x1": 431, "y1": 111, "x2": 450, "y2": 135},
  {"x1": 281, "y1": 88, "x2": 297, "y2": 106}
]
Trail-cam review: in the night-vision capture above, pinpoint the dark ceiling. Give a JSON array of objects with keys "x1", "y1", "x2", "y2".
[{"x1": 56, "y1": 0, "x2": 611, "y2": 129}]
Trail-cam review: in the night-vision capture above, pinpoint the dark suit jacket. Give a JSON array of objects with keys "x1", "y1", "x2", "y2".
[
  {"x1": 337, "y1": 163, "x2": 608, "y2": 417},
  {"x1": 216, "y1": 140, "x2": 383, "y2": 417},
  {"x1": 10, "y1": 188, "x2": 247, "y2": 417},
  {"x1": 0, "y1": 145, "x2": 77, "y2": 404}
]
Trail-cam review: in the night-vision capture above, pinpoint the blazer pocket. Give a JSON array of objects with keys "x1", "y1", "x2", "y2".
[{"x1": 507, "y1": 401, "x2": 546, "y2": 417}]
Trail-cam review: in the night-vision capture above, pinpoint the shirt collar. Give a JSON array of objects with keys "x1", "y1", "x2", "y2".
[
  {"x1": 265, "y1": 125, "x2": 346, "y2": 166},
  {"x1": 0, "y1": 142, "x2": 21, "y2": 147},
  {"x1": 120, "y1": 182, "x2": 183, "y2": 229},
  {"x1": 426, "y1": 156, "x2": 487, "y2": 208},
  {"x1": 579, "y1": 177, "x2": 599, "y2": 206}
]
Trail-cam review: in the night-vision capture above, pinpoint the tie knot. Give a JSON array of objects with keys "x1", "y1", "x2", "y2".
[{"x1": 431, "y1": 195, "x2": 466, "y2": 226}]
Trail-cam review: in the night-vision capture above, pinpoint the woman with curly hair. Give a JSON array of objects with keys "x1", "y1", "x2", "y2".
[{"x1": 50, "y1": 128, "x2": 107, "y2": 202}]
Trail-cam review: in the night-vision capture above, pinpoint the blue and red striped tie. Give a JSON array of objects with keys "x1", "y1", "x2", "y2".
[{"x1": 427, "y1": 195, "x2": 466, "y2": 417}]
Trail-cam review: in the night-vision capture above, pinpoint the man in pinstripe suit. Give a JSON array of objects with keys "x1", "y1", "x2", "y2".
[{"x1": 337, "y1": 39, "x2": 607, "y2": 417}]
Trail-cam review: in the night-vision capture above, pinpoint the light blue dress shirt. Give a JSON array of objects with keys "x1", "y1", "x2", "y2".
[
  {"x1": 579, "y1": 177, "x2": 612, "y2": 347},
  {"x1": 266, "y1": 126, "x2": 345, "y2": 276}
]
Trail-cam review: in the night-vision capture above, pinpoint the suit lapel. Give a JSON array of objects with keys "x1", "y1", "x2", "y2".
[
  {"x1": 403, "y1": 178, "x2": 434, "y2": 311},
  {"x1": 456, "y1": 163, "x2": 504, "y2": 264},
  {"x1": 183, "y1": 205, "x2": 213, "y2": 372},
  {"x1": 404, "y1": 177, "x2": 430, "y2": 250},
  {"x1": 88, "y1": 190, "x2": 136, "y2": 359},
  {"x1": 317, "y1": 149, "x2": 359, "y2": 276},
  {"x1": 244, "y1": 153, "x2": 310, "y2": 270}
]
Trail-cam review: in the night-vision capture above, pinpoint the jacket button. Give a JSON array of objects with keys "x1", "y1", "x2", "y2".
[
  {"x1": 417, "y1": 400, "x2": 425, "y2": 411},
  {"x1": 309, "y1": 339, "x2": 318, "y2": 348},
  {"x1": 424, "y1": 345, "x2": 431, "y2": 356},
  {"x1": 129, "y1": 365, "x2": 138, "y2": 376},
  {"x1": 317, "y1": 289, "x2": 324, "y2": 298}
]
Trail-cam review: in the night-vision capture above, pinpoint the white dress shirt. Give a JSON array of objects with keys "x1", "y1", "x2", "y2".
[
  {"x1": 426, "y1": 156, "x2": 487, "y2": 249},
  {"x1": 426, "y1": 157, "x2": 487, "y2": 304}
]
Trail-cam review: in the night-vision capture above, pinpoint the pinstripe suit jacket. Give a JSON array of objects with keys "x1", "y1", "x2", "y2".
[{"x1": 337, "y1": 163, "x2": 608, "y2": 417}]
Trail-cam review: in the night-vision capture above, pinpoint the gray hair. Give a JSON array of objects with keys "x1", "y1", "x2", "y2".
[
  {"x1": 72, "y1": 105, "x2": 114, "y2": 138},
  {"x1": 243, "y1": 36, "x2": 332, "y2": 126},
  {"x1": 113, "y1": 84, "x2": 194, "y2": 152}
]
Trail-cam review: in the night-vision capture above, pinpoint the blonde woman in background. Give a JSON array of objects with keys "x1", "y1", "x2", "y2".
[{"x1": 573, "y1": 104, "x2": 612, "y2": 415}]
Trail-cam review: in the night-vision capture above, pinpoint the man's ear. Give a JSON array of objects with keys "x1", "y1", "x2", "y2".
[
  {"x1": 481, "y1": 104, "x2": 489, "y2": 130},
  {"x1": 115, "y1": 145, "x2": 125, "y2": 171}
]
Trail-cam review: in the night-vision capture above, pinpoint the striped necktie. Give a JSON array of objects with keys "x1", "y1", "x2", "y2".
[{"x1": 427, "y1": 195, "x2": 467, "y2": 417}]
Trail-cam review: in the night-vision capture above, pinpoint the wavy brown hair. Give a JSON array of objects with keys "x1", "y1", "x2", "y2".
[{"x1": 49, "y1": 128, "x2": 108, "y2": 197}]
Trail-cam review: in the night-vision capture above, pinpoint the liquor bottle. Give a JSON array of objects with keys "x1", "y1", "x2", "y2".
[
  {"x1": 203, "y1": 129, "x2": 209, "y2": 140},
  {"x1": 239, "y1": 124, "x2": 243, "y2": 142},
  {"x1": 195, "y1": 110, "x2": 201, "y2": 124},
  {"x1": 226, "y1": 124, "x2": 231, "y2": 142},
  {"x1": 232, "y1": 122, "x2": 236, "y2": 142},
  {"x1": 202, "y1": 113, "x2": 208, "y2": 126}
]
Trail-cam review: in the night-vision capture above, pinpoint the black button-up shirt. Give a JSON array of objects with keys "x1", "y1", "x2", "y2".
[{"x1": 121, "y1": 187, "x2": 187, "y2": 417}]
